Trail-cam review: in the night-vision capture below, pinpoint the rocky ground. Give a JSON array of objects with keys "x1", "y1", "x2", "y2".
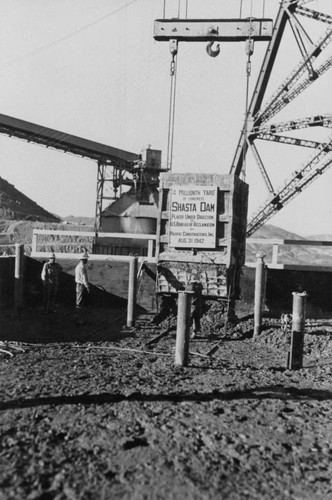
[{"x1": 1, "y1": 304, "x2": 332, "y2": 500}]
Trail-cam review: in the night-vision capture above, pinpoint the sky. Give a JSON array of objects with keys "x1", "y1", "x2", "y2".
[{"x1": 0, "y1": 0, "x2": 331, "y2": 236}]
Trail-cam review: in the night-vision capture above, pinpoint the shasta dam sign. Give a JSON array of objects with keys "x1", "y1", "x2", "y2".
[{"x1": 169, "y1": 185, "x2": 217, "y2": 248}]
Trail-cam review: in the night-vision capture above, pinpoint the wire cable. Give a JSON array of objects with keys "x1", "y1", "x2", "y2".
[
  {"x1": 167, "y1": 52, "x2": 178, "y2": 171},
  {"x1": 241, "y1": 0, "x2": 254, "y2": 181},
  {"x1": 0, "y1": 0, "x2": 140, "y2": 72}
]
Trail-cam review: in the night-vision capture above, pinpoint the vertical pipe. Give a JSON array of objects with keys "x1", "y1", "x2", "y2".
[
  {"x1": 175, "y1": 291, "x2": 191, "y2": 366},
  {"x1": 127, "y1": 256, "x2": 138, "y2": 327},
  {"x1": 272, "y1": 244, "x2": 279, "y2": 265},
  {"x1": 288, "y1": 291, "x2": 307, "y2": 369},
  {"x1": 14, "y1": 243, "x2": 24, "y2": 314},
  {"x1": 147, "y1": 239, "x2": 154, "y2": 258},
  {"x1": 253, "y1": 251, "x2": 266, "y2": 337},
  {"x1": 32, "y1": 231, "x2": 37, "y2": 254}
]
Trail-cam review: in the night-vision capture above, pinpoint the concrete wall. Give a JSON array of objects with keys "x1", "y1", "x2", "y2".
[
  {"x1": 24, "y1": 257, "x2": 157, "y2": 312},
  {"x1": 3, "y1": 255, "x2": 332, "y2": 318},
  {"x1": 239, "y1": 266, "x2": 332, "y2": 318},
  {"x1": 0, "y1": 256, "x2": 15, "y2": 309}
]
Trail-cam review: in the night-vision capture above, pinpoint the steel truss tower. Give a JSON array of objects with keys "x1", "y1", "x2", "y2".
[{"x1": 229, "y1": 0, "x2": 332, "y2": 236}]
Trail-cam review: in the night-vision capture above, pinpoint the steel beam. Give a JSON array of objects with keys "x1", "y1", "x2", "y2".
[
  {"x1": 154, "y1": 18, "x2": 272, "y2": 42},
  {"x1": 256, "y1": 133, "x2": 332, "y2": 151},
  {"x1": 254, "y1": 114, "x2": 332, "y2": 134}
]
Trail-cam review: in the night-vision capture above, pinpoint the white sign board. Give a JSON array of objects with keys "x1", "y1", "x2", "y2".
[{"x1": 169, "y1": 185, "x2": 217, "y2": 248}]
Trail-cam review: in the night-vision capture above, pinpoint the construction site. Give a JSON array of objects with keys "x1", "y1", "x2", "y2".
[{"x1": 1, "y1": 1, "x2": 332, "y2": 499}]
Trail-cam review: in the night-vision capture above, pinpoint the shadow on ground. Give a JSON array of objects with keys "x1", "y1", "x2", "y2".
[{"x1": 1, "y1": 386, "x2": 332, "y2": 411}]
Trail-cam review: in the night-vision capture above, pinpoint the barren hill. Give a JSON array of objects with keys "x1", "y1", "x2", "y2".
[
  {"x1": 250, "y1": 224, "x2": 304, "y2": 241},
  {"x1": 0, "y1": 176, "x2": 60, "y2": 223},
  {"x1": 246, "y1": 224, "x2": 332, "y2": 266}
]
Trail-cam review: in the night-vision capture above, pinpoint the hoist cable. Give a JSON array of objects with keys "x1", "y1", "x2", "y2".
[
  {"x1": 242, "y1": 71, "x2": 251, "y2": 182},
  {"x1": 239, "y1": 0, "x2": 243, "y2": 18},
  {"x1": 163, "y1": 0, "x2": 166, "y2": 18},
  {"x1": 167, "y1": 55, "x2": 178, "y2": 171},
  {"x1": 241, "y1": 0, "x2": 254, "y2": 181},
  {"x1": 262, "y1": 0, "x2": 266, "y2": 18}
]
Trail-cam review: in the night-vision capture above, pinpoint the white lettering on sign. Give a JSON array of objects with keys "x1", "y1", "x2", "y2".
[{"x1": 169, "y1": 185, "x2": 217, "y2": 248}]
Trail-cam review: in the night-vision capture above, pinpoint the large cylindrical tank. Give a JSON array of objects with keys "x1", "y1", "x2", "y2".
[{"x1": 95, "y1": 188, "x2": 159, "y2": 255}]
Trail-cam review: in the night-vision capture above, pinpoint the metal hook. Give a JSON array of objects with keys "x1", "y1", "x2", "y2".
[{"x1": 206, "y1": 41, "x2": 220, "y2": 58}]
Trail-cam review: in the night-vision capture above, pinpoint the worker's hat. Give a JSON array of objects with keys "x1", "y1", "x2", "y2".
[
  {"x1": 49, "y1": 253, "x2": 56, "y2": 259},
  {"x1": 80, "y1": 252, "x2": 89, "y2": 260}
]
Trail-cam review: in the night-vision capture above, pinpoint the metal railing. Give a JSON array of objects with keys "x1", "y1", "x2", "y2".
[{"x1": 246, "y1": 238, "x2": 332, "y2": 271}]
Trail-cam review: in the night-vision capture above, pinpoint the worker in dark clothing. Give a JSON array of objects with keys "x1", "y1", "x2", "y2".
[
  {"x1": 185, "y1": 272, "x2": 204, "y2": 339},
  {"x1": 41, "y1": 253, "x2": 62, "y2": 314},
  {"x1": 150, "y1": 294, "x2": 177, "y2": 325}
]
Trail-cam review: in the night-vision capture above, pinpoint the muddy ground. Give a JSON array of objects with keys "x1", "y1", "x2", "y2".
[{"x1": 1, "y1": 303, "x2": 332, "y2": 500}]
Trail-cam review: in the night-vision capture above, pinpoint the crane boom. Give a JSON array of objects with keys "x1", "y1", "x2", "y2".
[
  {"x1": 256, "y1": 31, "x2": 332, "y2": 124},
  {"x1": 247, "y1": 136, "x2": 332, "y2": 236},
  {"x1": 230, "y1": 1, "x2": 299, "y2": 176},
  {"x1": 255, "y1": 133, "x2": 332, "y2": 151},
  {"x1": 296, "y1": 5, "x2": 332, "y2": 24},
  {"x1": 253, "y1": 114, "x2": 332, "y2": 135}
]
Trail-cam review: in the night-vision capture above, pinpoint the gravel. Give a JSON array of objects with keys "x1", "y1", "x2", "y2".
[{"x1": 1, "y1": 304, "x2": 332, "y2": 499}]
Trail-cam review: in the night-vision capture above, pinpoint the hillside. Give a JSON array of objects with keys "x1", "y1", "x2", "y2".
[
  {"x1": 63, "y1": 215, "x2": 95, "y2": 226},
  {"x1": 246, "y1": 224, "x2": 332, "y2": 265},
  {"x1": 0, "y1": 176, "x2": 60, "y2": 223},
  {"x1": 306, "y1": 234, "x2": 332, "y2": 241},
  {"x1": 251, "y1": 224, "x2": 304, "y2": 241}
]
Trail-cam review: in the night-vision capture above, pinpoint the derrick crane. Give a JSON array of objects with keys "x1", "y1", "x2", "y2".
[{"x1": 230, "y1": 0, "x2": 332, "y2": 236}]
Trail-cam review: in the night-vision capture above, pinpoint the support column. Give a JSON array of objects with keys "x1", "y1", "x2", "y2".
[
  {"x1": 287, "y1": 291, "x2": 307, "y2": 369},
  {"x1": 253, "y1": 251, "x2": 266, "y2": 337},
  {"x1": 32, "y1": 232, "x2": 37, "y2": 254},
  {"x1": 175, "y1": 291, "x2": 192, "y2": 367},
  {"x1": 15, "y1": 243, "x2": 24, "y2": 315},
  {"x1": 127, "y1": 256, "x2": 138, "y2": 327}
]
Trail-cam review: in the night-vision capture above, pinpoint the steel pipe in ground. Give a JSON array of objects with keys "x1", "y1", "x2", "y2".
[
  {"x1": 14, "y1": 243, "x2": 24, "y2": 315},
  {"x1": 253, "y1": 252, "x2": 266, "y2": 337},
  {"x1": 287, "y1": 291, "x2": 307, "y2": 370},
  {"x1": 127, "y1": 256, "x2": 138, "y2": 327},
  {"x1": 175, "y1": 291, "x2": 192, "y2": 367}
]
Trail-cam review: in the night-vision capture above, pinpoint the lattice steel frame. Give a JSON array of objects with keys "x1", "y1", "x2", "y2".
[{"x1": 229, "y1": 0, "x2": 332, "y2": 236}]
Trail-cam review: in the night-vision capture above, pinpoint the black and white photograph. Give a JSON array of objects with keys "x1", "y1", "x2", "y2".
[{"x1": 0, "y1": 1, "x2": 332, "y2": 498}]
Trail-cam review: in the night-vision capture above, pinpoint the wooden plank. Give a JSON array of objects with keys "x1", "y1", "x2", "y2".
[
  {"x1": 248, "y1": 238, "x2": 332, "y2": 246},
  {"x1": 33, "y1": 229, "x2": 157, "y2": 240}
]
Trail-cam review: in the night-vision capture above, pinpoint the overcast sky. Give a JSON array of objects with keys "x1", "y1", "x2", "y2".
[{"x1": 0, "y1": 0, "x2": 331, "y2": 236}]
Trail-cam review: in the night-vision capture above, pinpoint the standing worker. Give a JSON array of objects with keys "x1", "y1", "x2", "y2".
[
  {"x1": 75, "y1": 253, "x2": 90, "y2": 309},
  {"x1": 185, "y1": 272, "x2": 204, "y2": 339},
  {"x1": 41, "y1": 253, "x2": 63, "y2": 314}
]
